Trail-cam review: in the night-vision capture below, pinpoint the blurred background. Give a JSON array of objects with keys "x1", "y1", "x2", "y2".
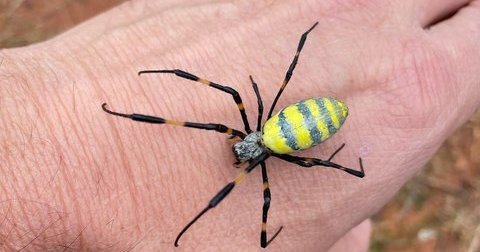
[{"x1": 1, "y1": 1, "x2": 479, "y2": 251}]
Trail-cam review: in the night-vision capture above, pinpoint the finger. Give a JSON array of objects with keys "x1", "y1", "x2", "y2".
[
  {"x1": 428, "y1": 1, "x2": 480, "y2": 69},
  {"x1": 415, "y1": 0, "x2": 472, "y2": 27},
  {"x1": 427, "y1": 1, "x2": 480, "y2": 120},
  {"x1": 327, "y1": 219, "x2": 372, "y2": 252}
]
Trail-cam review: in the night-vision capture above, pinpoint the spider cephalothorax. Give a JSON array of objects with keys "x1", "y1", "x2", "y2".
[
  {"x1": 102, "y1": 22, "x2": 365, "y2": 249},
  {"x1": 232, "y1": 132, "x2": 265, "y2": 162}
]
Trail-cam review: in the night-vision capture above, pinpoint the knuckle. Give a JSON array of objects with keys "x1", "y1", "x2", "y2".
[{"x1": 377, "y1": 37, "x2": 458, "y2": 128}]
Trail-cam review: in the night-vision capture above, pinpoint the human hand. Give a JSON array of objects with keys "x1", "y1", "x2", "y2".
[{"x1": 1, "y1": 0, "x2": 479, "y2": 251}]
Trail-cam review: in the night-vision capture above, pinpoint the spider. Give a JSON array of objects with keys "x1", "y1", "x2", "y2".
[{"x1": 101, "y1": 22, "x2": 365, "y2": 248}]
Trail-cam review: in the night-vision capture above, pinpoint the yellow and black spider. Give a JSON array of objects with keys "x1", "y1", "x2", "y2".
[{"x1": 102, "y1": 22, "x2": 365, "y2": 248}]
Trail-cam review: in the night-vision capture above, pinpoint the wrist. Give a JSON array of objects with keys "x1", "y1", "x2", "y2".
[{"x1": 0, "y1": 45, "x2": 156, "y2": 249}]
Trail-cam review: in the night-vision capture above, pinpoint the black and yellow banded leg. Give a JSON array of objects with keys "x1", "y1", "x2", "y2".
[
  {"x1": 138, "y1": 69, "x2": 252, "y2": 133},
  {"x1": 260, "y1": 161, "x2": 283, "y2": 248},
  {"x1": 267, "y1": 22, "x2": 319, "y2": 119},
  {"x1": 274, "y1": 153, "x2": 365, "y2": 178},
  {"x1": 174, "y1": 152, "x2": 270, "y2": 247},
  {"x1": 102, "y1": 103, "x2": 246, "y2": 138},
  {"x1": 250, "y1": 75, "x2": 264, "y2": 132}
]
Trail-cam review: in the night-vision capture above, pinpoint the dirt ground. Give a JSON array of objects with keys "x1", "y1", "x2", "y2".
[{"x1": 1, "y1": 1, "x2": 479, "y2": 251}]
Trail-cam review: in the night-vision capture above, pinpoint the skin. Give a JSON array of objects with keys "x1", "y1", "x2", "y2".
[{"x1": 1, "y1": 0, "x2": 479, "y2": 251}]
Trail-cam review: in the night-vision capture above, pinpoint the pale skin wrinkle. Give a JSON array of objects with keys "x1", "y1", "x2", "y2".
[{"x1": 0, "y1": 0, "x2": 479, "y2": 251}]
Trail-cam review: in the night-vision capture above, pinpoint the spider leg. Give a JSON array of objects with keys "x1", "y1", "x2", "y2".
[
  {"x1": 250, "y1": 75, "x2": 263, "y2": 132},
  {"x1": 138, "y1": 69, "x2": 252, "y2": 133},
  {"x1": 102, "y1": 103, "x2": 246, "y2": 138},
  {"x1": 267, "y1": 22, "x2": 319, "y2": 119},
  {"x1": 174, "y1": 152, "x2": 270, "y2": 247},
  {"x1": 327, "y1": 143, "x2": 346, "y2": 161},
  {"x1": 274, "y1": 153, "x2": 365, "y2": 178},
  {"x1": 260, "y1": 161, "x2": 283, "y2": 248}
]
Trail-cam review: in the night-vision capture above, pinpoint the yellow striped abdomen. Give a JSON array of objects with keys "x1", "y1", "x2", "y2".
[{"x1": 261, "y1": 97, "x2": 348, "y2": 154}]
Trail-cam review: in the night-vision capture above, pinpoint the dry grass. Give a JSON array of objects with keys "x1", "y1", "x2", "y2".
[{"x1": 1, "y1": 1, "x2": 479, "y2": 251}]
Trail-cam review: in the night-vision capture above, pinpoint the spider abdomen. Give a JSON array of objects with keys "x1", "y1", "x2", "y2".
[{"x1": 261, "y1": 97, "x2": 348, "y2": 154}]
